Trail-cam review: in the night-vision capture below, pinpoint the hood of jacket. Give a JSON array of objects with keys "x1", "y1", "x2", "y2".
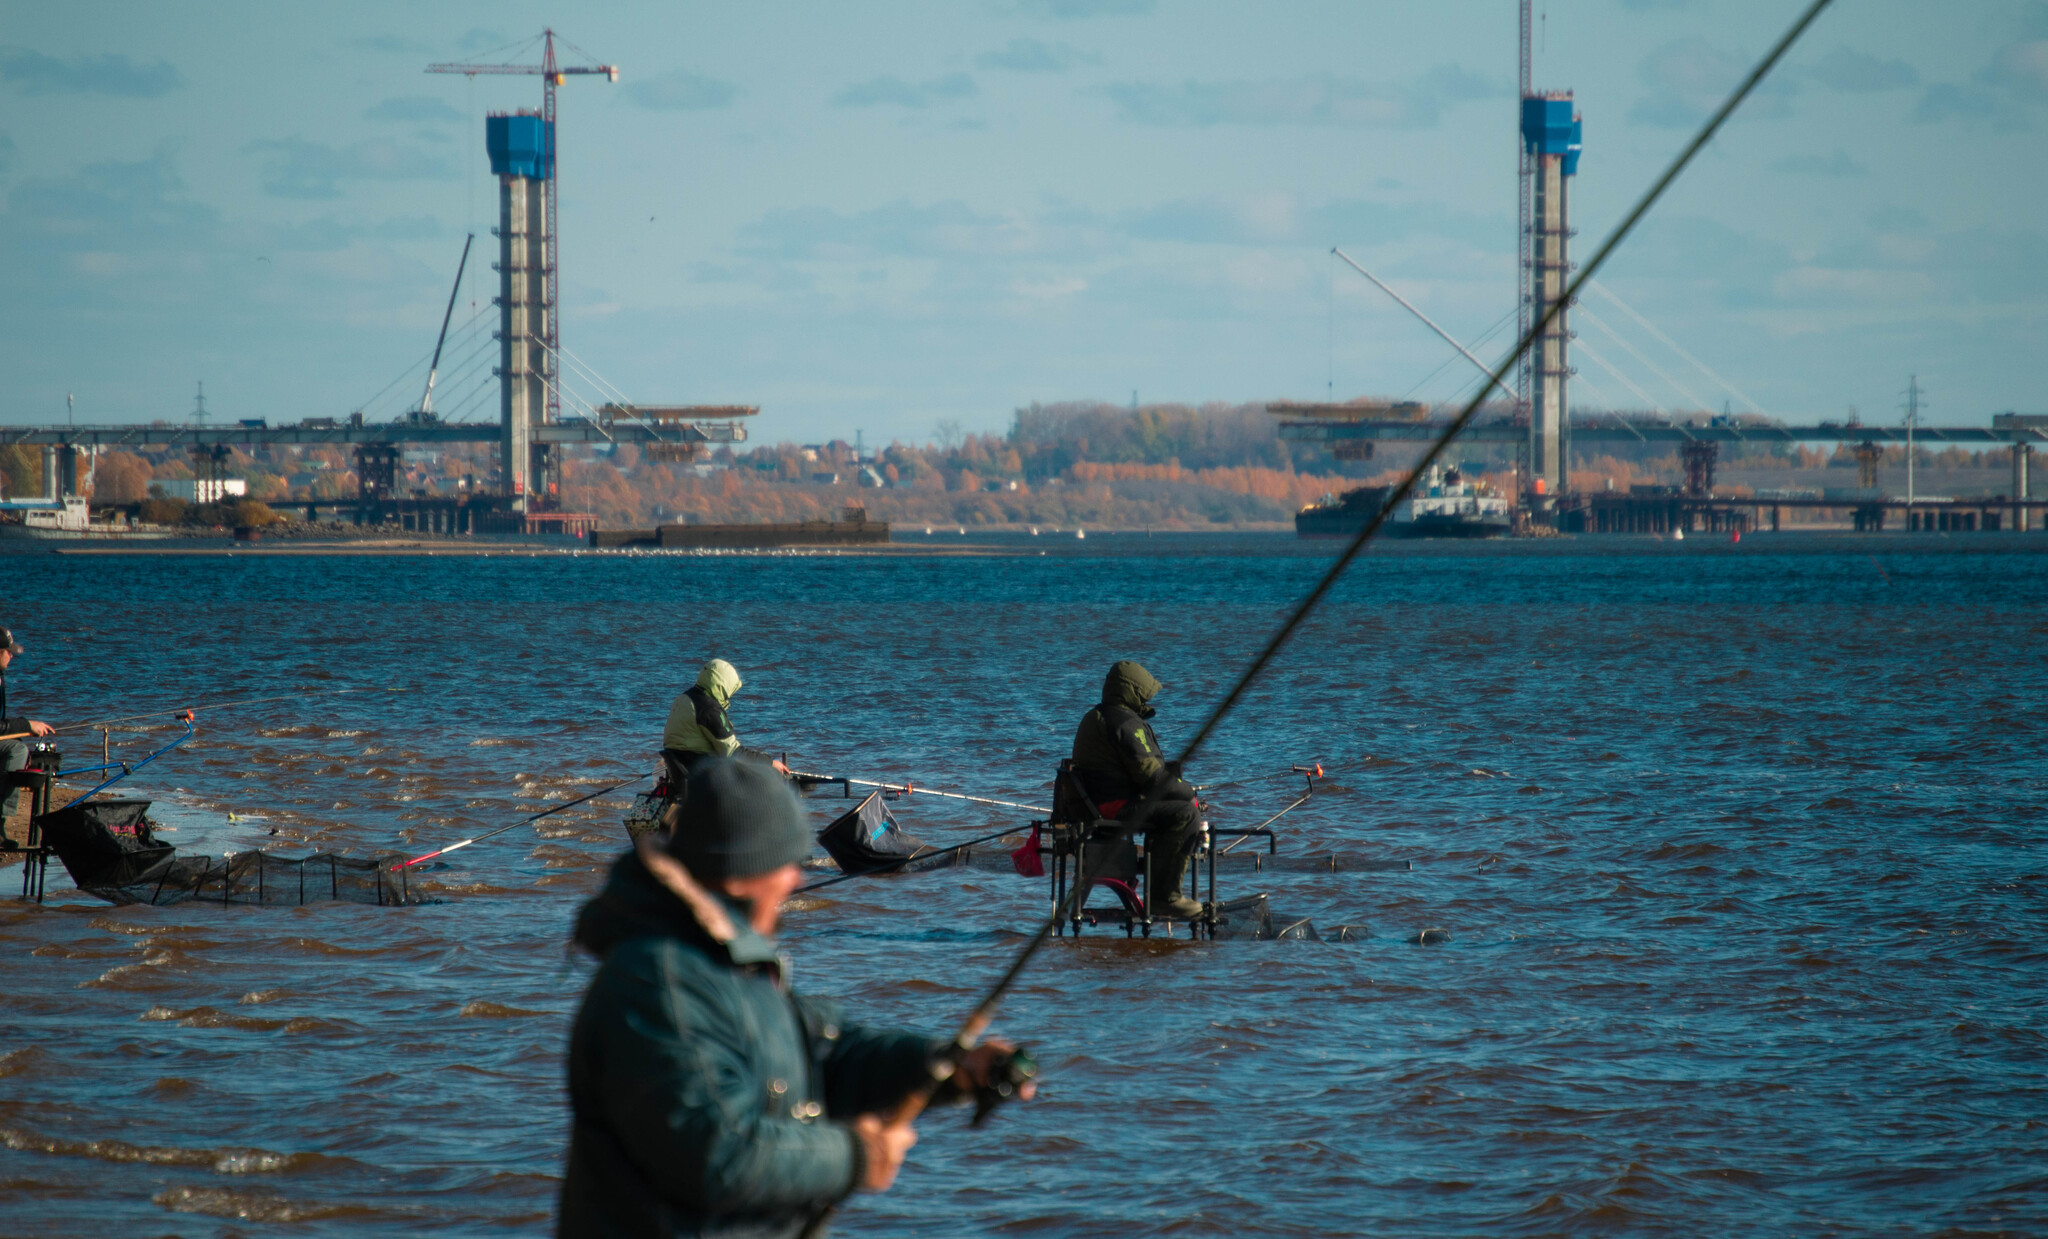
[
  {"x1": 696, "y1": 658, "x2": 743, "y2": 709},
  {"x1": 572, "y1": 848, "x2": 780, "y2": 968},
  {"x1": 1102, "y1": 660, "x2": 1161, "y2": 718}
]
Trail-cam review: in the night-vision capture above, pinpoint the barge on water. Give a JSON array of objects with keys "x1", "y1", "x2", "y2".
[
  {"x1": 591, "y1": 505, "x2": 889, "y2": 549},
  {"x1": 1296, "y1": 466, "x2": 1510, "y2": 538},
  {"x1": 0, "y1": 497, "x2": 174, "y2": 542}
]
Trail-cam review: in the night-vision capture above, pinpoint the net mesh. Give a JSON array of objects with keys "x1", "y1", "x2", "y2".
[
  {"x1": 40, "y1": 798, "x2": 419, "y2": 907},
  {"x1": 98, "y1": 849, "x2": 418, "y2": 908}
]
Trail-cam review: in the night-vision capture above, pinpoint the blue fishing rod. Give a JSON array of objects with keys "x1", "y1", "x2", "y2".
[{"x1": 46, "y1": 712, "x2": 197, "y2": 814}]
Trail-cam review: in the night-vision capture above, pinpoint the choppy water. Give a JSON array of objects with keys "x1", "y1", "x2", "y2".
[{"x1": 2, "y1": 532, "x2": 2044, "y2": 1236}]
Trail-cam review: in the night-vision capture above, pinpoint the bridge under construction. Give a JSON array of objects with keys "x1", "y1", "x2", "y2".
[
  {"x1": 0, "y1": 30, "x2": 755, "y2": 535},
  {"x1": 1270, "y1": 403, "x2": 2048, "y2": 534}
]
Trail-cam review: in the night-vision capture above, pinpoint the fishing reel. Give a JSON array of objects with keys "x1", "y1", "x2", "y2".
[{"x1": 970, "y1": 1046, "x2": 1037, "y2": 1128}]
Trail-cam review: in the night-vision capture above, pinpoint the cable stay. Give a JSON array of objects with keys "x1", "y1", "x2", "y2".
[
  {"x1": 1572, "y1": 337, "x2": 1665, "y2": 412},
  {"x1": 1587, "y1": 278, "x2": 1767, "y2": 415},
  {"x1": 1332, "y1": 248, "x2": 1514, "y2": 404},
  {"x1": 1575, "y1": 302, "x2": 1713, "y2": 411}
]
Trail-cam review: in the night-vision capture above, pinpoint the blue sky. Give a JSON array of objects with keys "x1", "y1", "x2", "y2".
[{"x1": 1, "y1": 0, "x2": 2043, "y2": 443}]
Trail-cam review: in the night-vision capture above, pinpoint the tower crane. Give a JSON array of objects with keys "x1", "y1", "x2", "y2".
[{"x1": 427, "y1": 30, "x2": 617, "y2": 425}]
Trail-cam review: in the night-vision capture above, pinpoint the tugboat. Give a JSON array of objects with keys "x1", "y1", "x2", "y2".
[{"x1": 1296, "y1": 465, "x2": 1510, "y2": 538}]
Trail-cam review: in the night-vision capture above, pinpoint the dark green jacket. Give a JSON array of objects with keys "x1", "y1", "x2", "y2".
[
  {"x1": 559, "y1": 851, "x2": 939, "y2": 1238},
  {"x1": 1070, "y1": 661, "x2": 1195, "y2": 806}
]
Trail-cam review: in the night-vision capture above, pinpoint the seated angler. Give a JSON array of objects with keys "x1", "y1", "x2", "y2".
[
  {"x1": 1, "y1": 625, "x2": 56, "y2": 832},
  {"x1": 1070, "y1": 660, "x2": 1204, "y2": 919},
  {"x1": 661, "y1": 659, "x2": 789, "y2": 807}
]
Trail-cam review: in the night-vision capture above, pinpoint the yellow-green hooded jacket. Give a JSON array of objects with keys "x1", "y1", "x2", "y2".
[{"x1": 663, "y1": 659, "x2": 744, "y2": 757}]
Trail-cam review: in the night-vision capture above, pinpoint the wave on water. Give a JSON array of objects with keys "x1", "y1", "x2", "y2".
[
  {"x1": 7, "y1": 540, "x2": 2047, "y2": 1235},
  {"x1": 137, "y1": 1004, "x2": 339, "y2": 1034},
  {"x1": 153, "y1": 1185, "x2": 389, "y2": 1222},
  {"x1": 1, "y1": 1124, "x2": 347, "y2": 1175},
  {"x1": 457, "y1": 1000, "x2": 551, "y2": 1019}
]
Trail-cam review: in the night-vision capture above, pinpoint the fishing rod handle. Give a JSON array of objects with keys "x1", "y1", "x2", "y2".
[{"x1": 879, "y1": 1012, "x2": 1004, "y2": 1129}]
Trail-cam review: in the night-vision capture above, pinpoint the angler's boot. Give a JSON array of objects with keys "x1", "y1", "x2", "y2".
[{"x1": 1148, "y1": 834, "x2": 1202, "y2": 920}]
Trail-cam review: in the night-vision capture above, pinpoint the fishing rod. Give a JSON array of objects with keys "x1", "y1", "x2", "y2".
[
  {"x1": 1217, "y1": 775, "x2": 1318, "y2": 857},
  {"x1": 786, "y1": 768, "x2": 1050, "y2": 816},
  {"x1": 397, "y1": 773, "x2": 650, "y2": 869},
  {"x1": 811, "y1": 6, "x2": 1837, "y2": 1223},
  {"x1": 0, "y1": 687, "x2": 382, "y2": 743},
  {"x1": 47, "y1": 714, "x2": 196, "y2": 814},
  {"x1": 795, "y1": 824, "x2": 1020, "y2": 895},
  {"x1": 1196, "y1": 763, "x2": 1323, "y2": 795}
]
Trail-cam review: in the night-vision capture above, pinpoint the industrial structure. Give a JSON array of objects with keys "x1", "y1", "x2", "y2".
[
  {"x1": 430, "y1": 29, "x2": 616, "y2": 513},
  {"x1": 1295, "y1": 0, "x2": 1586, "y2": 511},
  {"x1": 1520, "y1": 90, "x2": 1581, "y2": 507},
  {"x1": 0, "y1": 29, "x2": 755, "y2": 533},
  {"x1": 1267, "y1": 1, "x2": 2048, "y2": 535}
]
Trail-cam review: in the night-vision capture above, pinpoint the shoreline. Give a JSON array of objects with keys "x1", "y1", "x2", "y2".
[{"x1": 28, "y1": 526, "x2": 2048, "y2": 558}]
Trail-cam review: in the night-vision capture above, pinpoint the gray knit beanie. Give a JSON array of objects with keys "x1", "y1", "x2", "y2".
[{"x1": 665, "y1": 756, "x2": 811, "y2": 881}]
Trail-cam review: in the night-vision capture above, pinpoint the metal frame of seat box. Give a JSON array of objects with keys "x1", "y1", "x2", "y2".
[
  {"x1": 3, "y1": 767, "x2": 57, "y2": 902},
  {"x1": 1045, "y1": 759, "x2": 1274, "y2": 940}
]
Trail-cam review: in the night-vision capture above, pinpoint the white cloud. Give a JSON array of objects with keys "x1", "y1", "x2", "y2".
[
  {"x1": 243, "y1": 137, "x2": 457, "y2": 199},
  {"x1": 1104, "y1": 65, "x2": 1495, "y2": 129},
  {"x1": 1015, "y1": 275, "x2": 1086, "y2": 299},
  {"x1": 0, "y1": 46, "x2": 181, "y2": 97},
  {"x1": 1805, "y1": 45, "x2": 1919, "y2": 93},
  {"x1": 1010, "y1": 0, "x2": 1152, "y2": 17},
  {"x1": 366, "y1": 95, "x2": 464, "y2": 124},
  {"x1": 623, "y1": 69, "x2": 738, "y2": 111},
  {"x1": 831, "y1": 74, "x2": 977, "y2": 109},
  {"x1": 1630, "y1": 37, "x2": 1798, "y2": 128},
  {"x1": 976, "y1": 39, "x2": 1096, "y2": 73},
  {"x1": 1767, "y1": 149, "x2": 1868, "y2": 177}
]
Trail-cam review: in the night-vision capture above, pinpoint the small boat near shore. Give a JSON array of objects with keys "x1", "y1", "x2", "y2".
[{"x1": 1295, "y1": 465, "x2": 1510, "y2": 538}]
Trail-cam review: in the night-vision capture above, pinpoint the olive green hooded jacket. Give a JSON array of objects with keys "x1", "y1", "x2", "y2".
[
  {"x1": 1070, "y1": 661, "x2": 1195, "y2": 806},
  {"x1": 664, "y1": 660, "x2": 744, "y2": 758}
]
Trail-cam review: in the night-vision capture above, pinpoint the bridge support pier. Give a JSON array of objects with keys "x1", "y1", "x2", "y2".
[{"x1": 2014, "y1": 444, "x2": 2031, "y2": 533}]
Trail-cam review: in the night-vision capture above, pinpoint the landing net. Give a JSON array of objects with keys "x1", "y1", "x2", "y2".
[{"x1": 39, "y1": 798, "x2": 418, "y2": 907}]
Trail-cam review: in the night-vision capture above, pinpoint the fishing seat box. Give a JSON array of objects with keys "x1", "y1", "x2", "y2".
[
  {"x1": 1048, "y1": 761, "x2": 1146, "y2": 922},
  {"x1": 2, "y1": 745, "x2": 62, "y2": 856}
]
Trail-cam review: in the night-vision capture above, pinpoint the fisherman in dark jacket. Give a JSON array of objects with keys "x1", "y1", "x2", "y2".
[
  {"x1": 1, "y1": 626, "x2": 54, "y2": 822},
  {"x1": 1070, "y1": 660, "x2": 1204, "y2": 919},
  {"x1": 560, "y1": 756, "x2": 1029, "y2": 1238}
]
